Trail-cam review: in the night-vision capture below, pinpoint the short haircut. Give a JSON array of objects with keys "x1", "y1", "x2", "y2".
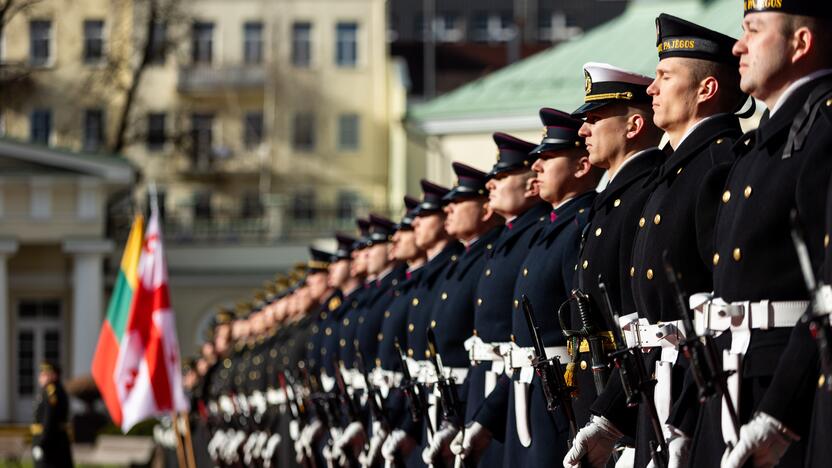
[
  {"x1": 687, "y1": 58, "x2": 745, "y2": 114},
  {"x1": 781, "y1": 15, "x2": 832, "y2": 66}
]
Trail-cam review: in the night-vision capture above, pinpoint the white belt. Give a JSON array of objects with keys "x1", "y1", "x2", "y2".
[
  {"x1": 503, "y1": 342, "x2": 570, "y2": 370},
  {"x1": 370, "y1": 368, "x2": 403, "y2": 389},
  {"x1": 347, "y1": 369, "x2": 367, "y2": 390},
  {"x1": 411, "y1": 359, "x2": 468, "y2": 384},
  {"x1": 814, "y1": 284, "x2": 832, "y2": 316},
  {"x1": 464, "y1": 335, "x2": 508, "y2": 362},
  {"x1": 618, "y1": 313, "x2": 683, "y2": 349},
  {"x1": 689, "y1": 293, "x2": 808, "y2": 335}
]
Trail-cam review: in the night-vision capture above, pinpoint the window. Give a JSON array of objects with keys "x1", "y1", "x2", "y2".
[
  {"x1": 291, "y1": 22, "x2": 312, "y2": 67},
  {"x1": 292, "y1": 112, "x2": 315, "y2": 151},
  {"x1": 414, "y1": 14, "x2": 426, "y2": 39},
  {"x1": 291, "y1": 190, "x2": 316, "y2": 221},
  {"x1": 471, "y1": 12, "x2": 489, "y2": 42},
  {"x1": 191, "y1": 113, "x2": 214, "y2": 168},
  {"x1": 83, "y1": 20, "x2": 105, "y2": 63},
  {"x1": 241, "y1": 191, "x2": 263, "y2": 218},
  {"x1": 16, "y1": 299, "x2": 61, "y2": 397},
  {"x1": 192, "y1": 21, "x2": 214, "y2": 65},
  {"x1": 147, "y1": 113, "x2": 166, "y2": 151},
  {"x1": 30, "y1": 109, "x2": 51, "y2": 144},
  {"x1": 436, "y1": 13, "x2": 463, "y2": 42},
  {"x1": 337, "y1": 114, "x2": 360, "y2": 151},
  {"x1": 243, "y1": 22, "x2": 263, "y2": 64},
  {"x1": 29, "y1": 20, "x2": 52, "y2": 66},
  {"x1": 83, "y1": 108, "x2": 105, "y2": 152},
  {"x1": 335, "y1": 22, "x2": 358, "y2": 67},
  {"x1": 243, "y1": 112, "x2": 263, "y2": 149},
  {"x1": 148, "y1": 22, "x2": 167, "y2": 65},
  {"x1": 193, "y1": 191, "x2": 212, "y2": 219},
  {"x1": 336, "y1": 191, "x2": 359, "y2": 220}
]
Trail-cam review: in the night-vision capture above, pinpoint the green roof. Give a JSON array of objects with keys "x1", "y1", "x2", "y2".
[{"x1": 409, "y1": 0, "x2": 743, "y2": 126}]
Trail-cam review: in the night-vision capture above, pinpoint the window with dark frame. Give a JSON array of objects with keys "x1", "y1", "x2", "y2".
[
  {"x1": 29, "y1": 20, "x2": 51, "y2": 66},
  {"x1": 292, "y1": 112, "x2": 315, "y2": 151},
  {"x1": 148, "y1": 22, "x2": 167, "y2": 65},
  {"x1": 30, "y1": 109, "x2": 51, "y2": 144},
  {"x1": 83, "y1": 108, "x2": 105, "y2": 152},
  {"x1": 337, "y1": 113, "x2": 360, "y2": 151},
  {"x1": 147, "y1": 113, "x2": 166, "y2": 151},
  {"x1": 191, "y1": 113, "x2": 215, "y2": 167},
  {"x1": 244, "y1": 112, "x2": 263, "y2": 149},
  {"x1": 243, "y1": 22, "x2": 264, "y2": 64},
  {"x1": 291, "y1": 22, "x2": 312, "y2": 67},
  {"x1": 192, "y1": 21, "x2": 214, "y2": 65},
  {"x1": 335, "y1": 22, "x2": 358, "y2": 67},
  {"x1": 291, "y1": 190, "x2": 316, "y2": 221},
  {"x1": 83, "y1": 20, "x2": 105, "y2": 63}
]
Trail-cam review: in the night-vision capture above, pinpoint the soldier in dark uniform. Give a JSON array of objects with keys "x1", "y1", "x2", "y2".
[
  {"x1": 420, "y1": 162, "x2": 504, "y2": 466},
  {"x1": 697, "y1": 2, "x2": 832, "y2": 467},
  {"x1": 382, "y1": 180, "x2": 463, "y2": 466},
  {"x1": 447, "y1": 132, "x2": 550, "y2": 466},
  {"x1": 32, "y1": 361, "x2": 73, "y2": 468},
  {"x1": 366, "y1": 196, "x2": 427, "y2": 466}
]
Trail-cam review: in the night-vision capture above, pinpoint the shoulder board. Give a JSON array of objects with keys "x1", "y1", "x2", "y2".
[
  {"x1": 328, "y1": 296, "x2": 342, "y2": 311},
  {"x1": 785, "y1": 78, "x2": 832, "y2": 159},
  {"x1": 46, "y1": 384, "x2": 56, "y2": 395}
]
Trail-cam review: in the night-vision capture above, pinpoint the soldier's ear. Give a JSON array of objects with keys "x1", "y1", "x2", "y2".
[{"x1": 698, "y1": 76, "x2": 719, "y2": 105}]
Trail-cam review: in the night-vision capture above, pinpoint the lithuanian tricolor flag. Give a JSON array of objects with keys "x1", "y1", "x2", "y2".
[{"x1": 91, "y1": 215, "x2": 144, "y2": 427}]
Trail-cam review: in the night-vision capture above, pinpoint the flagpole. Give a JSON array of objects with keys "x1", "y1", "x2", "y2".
[
  {"x1": 172, "y1": 412, "x2": 188, "y2": 468},
  {"x1": 148, "y1": 180, "x2": 159, "y2": 215},
  {"x1": 181, "y1": 411, "x2": 197, "y2": 468}
]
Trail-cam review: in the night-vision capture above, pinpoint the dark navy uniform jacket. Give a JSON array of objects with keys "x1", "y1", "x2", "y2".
[
  {"x1": 354, "y1": 263, "x2": 408, "y2": 365},
  {"x1": 307, "y1": 290, "x2": 344, "y2": 374},
  {"x1": 321, "y1": 286, "x2": 366, "y2": 376},
  {"x1": 476, "y1": 192, "x2": 596, "y2": 468},
  {"x1": 687, "y1": 76, "x2": 832, "y2": 468},
  {"x1": 33, "y1": 381, "x2": 73, "y2": 468}
]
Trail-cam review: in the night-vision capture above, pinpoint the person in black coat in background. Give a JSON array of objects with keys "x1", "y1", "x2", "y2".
[
  {"x1": 32, "y1": 361, "x2": 74, "y2": 468},
  {"x1": 448, "y1": 132, "x2": 551, "y2": 466}
]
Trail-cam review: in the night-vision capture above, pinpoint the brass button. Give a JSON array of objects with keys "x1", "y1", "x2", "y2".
[
  {"x1": 523, "y1": 268, "x2": 529, "y2": 277},
  {"x1": 321, "y1": 348, "x2": 327, "y2": 355},
  {"x1": 744, "y1": 186, "x2": 752, "y2": 199},
  {"x1": 716, "y1": 138, "x2": 724, "y2": 145},
  {"x1": 322, "y1": 312, "x2": 328, "y2": 320},
  {"x1": 377, "y1": 333, "x2": 383, "y2": 341},
  {"x1": 485, "y1": 268, "x2": 491, "y2": 276},
  {"x1": 676, "y1": 167, "x2": 683, "y2": 175},
  {"x1": 733, "y1": 248, "x2": 742, "y2": 262},
  {"x1": 412, "y1": 298, "x2": 420, "y2": 306},
  {"x1": 713, "y1": 253, "x2": 720, "y2": 266},
  {"x1": 595, "y1": 227, "x2": 602, "y2": 237},
  {"x1": 407, "y1": 348, "x2": 414, "y2": 357},
  {"x1": 722, "y1": 190, "x2": 731, "y2": 203},
  {"x1": 430, "y1": 320, "x2": 437, "y2": 328},
  {"x1": 384, "y1": 310, "x2": 391, "y2": 318},
  {"x1": 451, "y1": 255, "x2": 458, "y2": 262},
  {"x1": 408, "y1": 323, "x2": 415, "y2": 332},
  {"x1": 358, "y1": 316, "x2": 364, "y2": 324},
  {"x1": 312, "y1": 326, "x2": 319, "y2": 333},
  {"x1": 821, "y1": 374, "x2": 827, "y2": 387},
  {"x1": 580, "y1": 360, "x2": 588, "y2": 370},
  {"x1": 339, "y1": 339, "x2": 346, "y2": 347},
  {"x1": 579, "y1": 208, "x2": 586, "y2": 214},
  {"x1": 375, "y1": 358, "x2": 381, "y2": 367},
  {"x1": 325, "y1": 327, "x2": 332, "y2": 336},
  {"x1": 639, "y1": 217, "x2": 646, "y2": 228},
  {"x1": 582, "y1": 260, "x2": 589, "y2": 269},
  {"x1": 825, "y1": 234, "x2": 830, "y2": 248},
  {"x1": 487, "y1": 243, "x2": 493, "y2": 250},
  {"x1": 343, "y1": 318, "x2": 350, "y2": 326},
  {"x1": 646, "y1": 269, "x2": 654, "y2": 280},
  {"x1": 653, "y1": 214, "x2": 661, "y2": 225},
  {"x1": 425, "y1": 350, "x2": 431, "y2": 358},
  {"x1": 613, "y1": 199, "x2": 621, "y2": 207},
  {"x1": 513, "y1": 299, "x2": 519, "y2": 309},
  {"x1": 827, "y1": 99, "x2": 832, "y2": 107},
  {"x1": 477, "y1": 298, "x2": 483, "y2": 306},
  {"x1": 630, "y1": 266, "x2": 635, "y2": 277},
  {"x1": 441, "y1": 292, "x2": 448, "y2": 300}
]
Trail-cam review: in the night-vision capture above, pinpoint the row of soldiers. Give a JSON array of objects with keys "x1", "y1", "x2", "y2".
[{"x1": 184, "y1": 2, "x2": 832, "y2": 467}]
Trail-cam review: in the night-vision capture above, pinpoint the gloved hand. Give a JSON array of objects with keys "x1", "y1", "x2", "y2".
[
  {"x1": 450, "y1": 421, "x2": 492, "y2": 461},
  {"x1": 563, "y1": 415, "x2": 623, "y2": 468},
  {"x1": 422, "y1": 422, "x2": 460, "y2": 465},
  {"x1": 263, "y1": 433, "x2": 282, "y2": 468},
  {"x1": 382, "y1": 429, "x2": 415, "y2": 462},
  {"x1": 32, "y1": 446, "x2": 43, "y2": 461},
  {"x1": 360, "y1": 422, "x2": 387, "y2": 468},
  {"x1": 333, "y1": 421, "x2": 366, "y2": 458},
  {"x1": 646, "y1": 425, "x2": 689, "y2": 468},
  {"x1": 723, "y1": 412, "x2": 800, "y2": 468}
]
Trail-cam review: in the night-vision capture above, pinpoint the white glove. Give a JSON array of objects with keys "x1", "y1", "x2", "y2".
[
  {"x1": 563, "y1": 415, "x2": 623, "y2": 468},
  {"x1": 333, "y1": 421, "x2": 366, "y2": 457},
  {"x1": 723, "y1": 412, "x2": 799, "y2": 468},
  {"x1": 32, "y1": 446, "x2": 43, "y2": 461},
  {"x1": 360, "y1": 422, "x2": 387, "y2": 468},
  {"x1": 243, "y1": 431, "x2": 259, "y2": 464},
  {"x1": 382, "y1": 429, "x2": 410, "y2": 462},
  {"x1": 263, "y1": 433, "x2": 282, "y2": 468},
  {"x1": 646, "y1": 425, "x2": 689, "y2": 468},
  {"x1": 450, "y1": 421, "x2": 491, "y2": 461},
  {"x1": 422, "y1": 422, "x2": 460, "y2": 465}
]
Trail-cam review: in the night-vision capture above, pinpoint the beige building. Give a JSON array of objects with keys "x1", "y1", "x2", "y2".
[{"x1": 0, "y1": 0, "x2": 402, "y2": 423}]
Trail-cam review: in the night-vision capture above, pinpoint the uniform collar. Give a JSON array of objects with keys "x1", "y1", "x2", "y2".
[
  {"x1": 596, "y1": 147, "x2": 664, "y2": 208},
  {"x1": 656, "y1": 113, "x2": 741, "y2": 184},
  {"x1": 770, "y1": 68, "x2": 832, "y2": 116}
]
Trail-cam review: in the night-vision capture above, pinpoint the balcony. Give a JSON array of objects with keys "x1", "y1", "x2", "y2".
[{"x1": 177, "y1": 65, "x2": 266, "y2": 93}]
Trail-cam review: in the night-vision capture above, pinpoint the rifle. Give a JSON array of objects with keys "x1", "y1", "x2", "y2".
[
  {"x1": 394, "y1": 339, "x2": 432, "y2": 435},
  {"x1": 661, "y1": 251, "x2": 740, "y2": 437},
  {"x1": 558, "y1": 289, "x2": 611, "y2": 394},
  {"x1": 331, "y1": 357, "x2": 370, "y2": 453},
  {"x1": 520, "y1": 295, "x2": 579, "y2": 443},
  {"x1": 426, "y1": 329, "x2": 469, "y2": 468},
  {"x1": 597, "y1": 276, "x2": 667, "y2": 468},
  {"x1": 356, "y1": 351, "x2": 391, "y2": 432},
  {"x1": 790, "y1": 210, "x2": 832, "y2": 392}
]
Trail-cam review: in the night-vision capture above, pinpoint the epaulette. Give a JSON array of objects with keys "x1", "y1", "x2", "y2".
[
  {"x1": 328, "y1": 296, "x2": 342, "y2": 311},
  {"x1": 46, "y1": 384, "x2": 57, "y2": 406},
  {"x1": 784, "y1": 77, "x2": 832, "y2": 159}
]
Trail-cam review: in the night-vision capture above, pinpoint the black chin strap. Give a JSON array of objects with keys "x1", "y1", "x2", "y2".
[{"x1": 734, "y1": 94, "x2": 757, "y2": 119}]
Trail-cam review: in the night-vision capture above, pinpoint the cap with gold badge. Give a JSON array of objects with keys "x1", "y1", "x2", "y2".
[{"x1": 572, "y1": 62, "x2": 653, "y2": 117}]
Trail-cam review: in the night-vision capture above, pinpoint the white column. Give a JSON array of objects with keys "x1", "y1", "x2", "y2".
[
  {"x1": 0, "y1": 238, "x2": 19, "y2": 421},
  {"x1": 63, "y1": 239, "x2": 113, "y2": 378}
]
